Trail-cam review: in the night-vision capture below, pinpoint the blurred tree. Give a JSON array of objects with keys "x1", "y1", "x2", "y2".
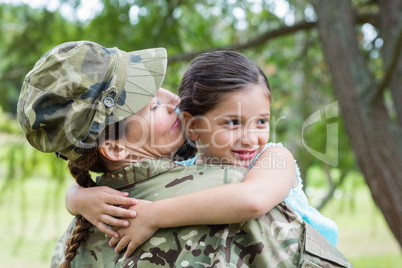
[
  {"x1": 0, "y1": 3, "x2": 83, "y2": 113},
  {"x1": 311, "y1": 0, "x2": 402, "y2": 247},
  {"x1": 0, "y1": 0, "x2": 400, "y2": 247}
]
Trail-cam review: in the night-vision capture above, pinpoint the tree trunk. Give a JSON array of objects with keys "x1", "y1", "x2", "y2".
[
  {"x1": 311, "y1": 0, "x2": 402, "y2": 247},
  {"x1": 378, "y1": 0, "x2": 402, "y2": 130}
]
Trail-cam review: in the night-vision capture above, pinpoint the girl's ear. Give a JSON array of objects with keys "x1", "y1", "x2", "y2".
[
  {"x1": 181, "y1": 111, "x2": 200, "y2": 142},
  {"x1": 99, "y1": 140, "x2": 129, "y2": 161}
]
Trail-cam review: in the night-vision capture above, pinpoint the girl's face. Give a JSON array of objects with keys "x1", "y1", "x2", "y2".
[
  {"x1": 123, "y1": 88, "x2": 185, "y2": 160},
  {"x1": 191, "y1": 84, "x2": 271, "y2": 167}
]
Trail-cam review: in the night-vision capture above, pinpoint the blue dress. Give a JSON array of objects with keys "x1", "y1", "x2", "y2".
[{"x1": 176, "y1": 142, "x2": 339, "y2": 247}]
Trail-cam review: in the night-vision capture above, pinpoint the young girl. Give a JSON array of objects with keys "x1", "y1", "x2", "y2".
[
  {"x1": 66, "y1": 51, "x2": 338, "y2": 258},
  {"x1": 174, "y1": 51, "x2": 338, "y2": 247}
]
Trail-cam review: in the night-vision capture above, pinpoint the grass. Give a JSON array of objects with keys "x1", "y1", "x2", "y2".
[
  {"x1": 0, "y1": 160, "x2": 401, "y2": 267},
  {"x1": 323, "y1": 191, "x2": 402, "y2": 267},
  {"x1": 0, "y1": 176, "x2": 73, "y2": 268},
  {"x1": 308, "y1": 168, "x2": 402, "y2": 267}
]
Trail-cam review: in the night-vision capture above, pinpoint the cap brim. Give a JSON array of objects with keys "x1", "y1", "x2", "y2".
[{"x1": 111, "y1": 47, "x2": 167, "y2": 121}]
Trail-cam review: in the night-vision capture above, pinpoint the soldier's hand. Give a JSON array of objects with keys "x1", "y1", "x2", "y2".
[{"x1": 109, "y1": 200, "x2": 157, "y2": 257}]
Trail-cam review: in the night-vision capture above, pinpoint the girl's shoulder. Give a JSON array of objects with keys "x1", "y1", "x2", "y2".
[
  {"x1": 252, "y1": 142, "x2": 303, "y2": 188},
  {"x1": 251, "y1": 142, "x2": 284, "y2": 168}
]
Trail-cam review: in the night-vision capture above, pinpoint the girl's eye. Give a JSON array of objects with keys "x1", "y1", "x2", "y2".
[
  {"x1": 257, "y1": 118, "x2": 269, "y2": 125},
  {"x1": 226, "y1": 119, "x2": 240, "y2": 126}
]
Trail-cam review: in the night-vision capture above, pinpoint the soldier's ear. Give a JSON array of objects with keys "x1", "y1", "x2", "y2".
[
  {"x1": 181, "y1": 112, "x2": 200, "y2": 142},
  {"x1": 99, "y1": 140, "x2": 129, "y2": 161}
]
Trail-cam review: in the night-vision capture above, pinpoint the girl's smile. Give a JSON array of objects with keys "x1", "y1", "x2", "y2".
[{"x1": 231, "y1": 149, "x2": 258, "y2": 160}]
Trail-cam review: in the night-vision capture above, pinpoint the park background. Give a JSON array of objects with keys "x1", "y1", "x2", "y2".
[{"x1": 0, "y1": 0, "x2": 401, "y2": 267}]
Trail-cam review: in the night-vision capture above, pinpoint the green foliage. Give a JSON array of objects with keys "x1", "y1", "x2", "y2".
[
  {"x1": 0, "y1": 111, "x2": 20, "y2": 134},
  {"x1": 0, "y1": 3, "x2": 83, "y2": 114},
  {"x1": 0, "y1": 139, "x2": 69, "y2": 200}
]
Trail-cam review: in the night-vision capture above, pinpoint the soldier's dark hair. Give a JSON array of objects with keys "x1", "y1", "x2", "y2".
[
  {"x1": 174, "y1": 50, "x2": 272, "y2": 161},
  {"x1": 60, "y1": 120, "x2": 126, "y2": 268}
]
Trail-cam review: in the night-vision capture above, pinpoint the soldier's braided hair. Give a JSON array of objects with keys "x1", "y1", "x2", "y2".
[
  {"x1": 59, "y1": 148, "x2": 102, "y2": 268},
  {"x1": 59, "y1": 119, "x2": 126, "y2": 268}
]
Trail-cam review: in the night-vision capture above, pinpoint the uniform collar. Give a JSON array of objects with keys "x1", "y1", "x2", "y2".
[{"x1": 97, "y1": 159, "x2": 179, "y2": 190}]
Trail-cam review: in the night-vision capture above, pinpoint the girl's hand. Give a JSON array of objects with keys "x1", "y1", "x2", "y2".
[
  {"x1": 65, "y1": 184, "x2": 138, "y2": 238},
  {"x1": 109, "y1": 200, "x2": 158, "y2": 258}
]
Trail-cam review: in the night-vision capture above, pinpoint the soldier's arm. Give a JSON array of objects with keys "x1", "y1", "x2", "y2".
[
  {"x1": 65, "y1": 182, "x2": 138, "y2": 237},
  {"x1": 110, "y1": 146, "x2": 295, "y2": 257}
]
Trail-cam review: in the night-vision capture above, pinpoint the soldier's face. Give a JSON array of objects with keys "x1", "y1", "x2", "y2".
[
  {"x1": 190, "y1": 85, "x2": 271, "y2": 167},
  {"x1": 123, "y1": 88, "x2": 185, "y2": 159}
]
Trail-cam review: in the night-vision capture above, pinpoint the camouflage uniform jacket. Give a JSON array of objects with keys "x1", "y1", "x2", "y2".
[{"x1": 51, "y1": 159, "x2": 352, "y2": 267}]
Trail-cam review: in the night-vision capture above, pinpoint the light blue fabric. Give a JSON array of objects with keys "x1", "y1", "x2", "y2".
[
  {"x1": 175, "y1": 142, "x2": 339, "y2": 247},
  {"x1": 175, "y1": 156, "x2": 198, "y2": 166}
]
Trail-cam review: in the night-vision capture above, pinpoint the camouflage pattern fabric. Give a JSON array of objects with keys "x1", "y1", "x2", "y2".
[
  {"x1": 17, "y1": 41, "x2": 167, "y2": 161},
  {"x1": 51, "y1": 160, "x2": 352, "y2": 267}
]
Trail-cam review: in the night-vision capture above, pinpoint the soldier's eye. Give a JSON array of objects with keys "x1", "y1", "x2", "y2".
[{"x1": 151, "y1": 99, "x2": 161, "y2": 111}]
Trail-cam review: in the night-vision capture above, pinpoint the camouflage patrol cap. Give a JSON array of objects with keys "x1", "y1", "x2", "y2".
[{"x1": 17, "y1": 41, "x2": 167, "y2": 161}]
